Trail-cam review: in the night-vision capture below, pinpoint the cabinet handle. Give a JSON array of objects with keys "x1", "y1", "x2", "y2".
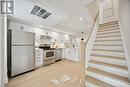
[{"x1": 69, "y1": 51, "x2": 70, "y2": 54}]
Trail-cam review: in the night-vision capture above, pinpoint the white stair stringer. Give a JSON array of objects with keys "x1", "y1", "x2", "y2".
[{"x1": 85, "y1": 21, "x2": 130, "y2": 87}]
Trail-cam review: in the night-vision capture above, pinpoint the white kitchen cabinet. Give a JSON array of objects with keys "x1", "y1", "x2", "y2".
[
  {"x1": 35, "y1": 48, "x2": 43, "y2": 68},
  {"x1": 64, "y1": 48, "x2": 79, "y2": 62},
  {"x1": 55, "y1": 49, "x2": 62, "y2": 60}
]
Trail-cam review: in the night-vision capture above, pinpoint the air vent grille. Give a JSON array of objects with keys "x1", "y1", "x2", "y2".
[
  {"x1": 31, "y1": 5, "x2": 52, "y2": 19},
  {"x1": 31, "y1": 5, "x2": 41, "y2": 15},
  {"x1": 42, "y1": 12, "x2": 51, "y2": 19}
]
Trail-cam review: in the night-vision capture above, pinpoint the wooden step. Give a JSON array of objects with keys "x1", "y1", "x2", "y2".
[
  {"x1": 95, "y1": 39, "x2": 122, "y2": 42},
  {"x1": 96, "y1": 36, "x2": 121, "y2": 41},
  {"x1": 93, "y1": 45, "x2": 124, "y2": 51},
  {"x1": 92, "y1": 49, "x2": 124, "y2": 52},
  {"x1": 99, "y1": 25, "x2": 119, "y2": 30},
  {"x1": 97, "y1": 31, "x2": 120, "y2": 35},
  {"x1": 90, "y1": 56, "x2": 126, "y2": 67},
  {"x1": 92, "y1": 50, "x2": 125, "y2": 58},
  {"x1": 97, "y1": 29, "x2": 120, "y2": 34},
  {"x1": 85, "y1": 76, "x2": 114, "y2": 87},
  {"x1": 91, "y1": 54, "x2": 125, "y2": 60},
  {"x1": 87, "y1": 68, "x2": 130, "y2": 87},
  {"x1": 88, "y1": 60, "x2": 128, "y2": 77},
  {"x1": 99, "y1": 23, "x2": 118, "y2": 28},
  {"x1": 96, "y1": 35, "x2": 121, "y2": 38},
  {"x1": 96, "y1": 32, "x2": 121, "y2": 37},
  {"x1": 94, "y1": 41, "x2": 123, "y2": 45},
  {"x1": 99, "y1": 21, "x2": 118, "y2": 26},
  {"x1": 98, "y1": 28, "x2": 119, "y2": 32},
  {"x1": 93, "y1": 44, "x2": 123, "y2": 46}
]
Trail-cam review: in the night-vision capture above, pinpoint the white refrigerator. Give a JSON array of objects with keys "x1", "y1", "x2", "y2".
[{"x1": 7, "y1": 29, "x2": 35, "y2": 77}]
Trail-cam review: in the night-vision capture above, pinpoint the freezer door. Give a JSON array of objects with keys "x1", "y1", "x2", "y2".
[
  {"x1": 12, "y1": 30, "x2": 34, "y2": 45},
  {"x1": 11, "y1": 46, "x2": 35, "y2": 76}
]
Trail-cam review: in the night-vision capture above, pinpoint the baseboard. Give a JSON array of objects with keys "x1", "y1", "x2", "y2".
[{"x1": 64, "y1": 58, "x2": 79, "y2": 63}]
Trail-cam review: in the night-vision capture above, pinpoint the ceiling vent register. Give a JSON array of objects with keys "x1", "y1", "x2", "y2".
[{"x1": 31, "y1": 5, "x2": 52, "y2": 19}]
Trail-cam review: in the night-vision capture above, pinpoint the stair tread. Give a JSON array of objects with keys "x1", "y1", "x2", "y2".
[
  {"x1": 93, "y1": 44, "x2": 123, "y2": 46},
  {"x1": 97, "y1": 31, "x2": 120, "y2": 35},
  {"x1": 89, "y1": 60, "x2": 128, "y2": 71},
  {"x1": 98, "y1": 29, "x2": 120, "y2": 33},
  {"x1": 91, "y1": 56, "x2": 126, "y2": 67},
  {"x1": 95, "y1": 39, "x2": 122, "y2": 42},
  {"x1": 99, "y1": 21, "x2": 118, "y2": 26},
  {"x1": 92, "y1": 49, "x2": 124, "y2": 52},
  {"x1": 99, "y1": 26, "x2": 119, "y2": 30},
  {"x1": 87, "y1": 67, "x2": 130, "y2": 84},
  {"x1": 99, "y1": 24, "x2": 118, "y2": 27},
  {"x1": 91, "y1": 54, "x2": 125, "y2": 59},
  {"x1": 98, "y1": 28, "x2": 119, "y2": 32},
  {"x1": 96, "y1": 35, "x2": 121, "y2": 38},
  {"x1": 86, "y1": 76, "x2": 114, "y2": 87},
  {"x1": 91, "y1": 56, "x2": 126, "y2": 61}
]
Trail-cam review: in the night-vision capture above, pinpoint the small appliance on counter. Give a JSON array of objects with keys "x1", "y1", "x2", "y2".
[{"x1": 39, "y1": 44, "x2": 55, "y2": 66}]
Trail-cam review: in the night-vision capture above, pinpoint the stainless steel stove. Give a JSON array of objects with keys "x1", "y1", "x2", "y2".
[{"x1": 39, "y1": 44, "x2": 55, "y2": 65}]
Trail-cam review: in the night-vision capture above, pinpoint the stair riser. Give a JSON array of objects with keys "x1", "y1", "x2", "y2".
[
  {"x1": 95, "y1": 41, "x2": 122, "y2": 45},
  {"x1": 96, "y1": 37, "x2": 121, "y2": 40},
  {"x1": 96, "y1": 33, "x2": 121, "y2": 37},
  {"x1": 92, "y1": 51, "x2": 125, "y2": 58},
  {"x1": 98, "y1": 28, "x2": 119, "y2": 32},
  {"x1": 88, "y1": 63, "x2": 128, "y2": 78},
  {"x1": 99, "y1": 25, "x2": 119, "y2": 30},
  {"x1": 97, "y1": 31, "x2": 120, "y2": 35},
  {"x1": 87, "y1": 71, "x2": 130, "y2": 87},
  {"x1": 99, "y1": 23, "x2": 118, "y2": 26},
  {"x1": 93, "y1": 46, "x2": 124, "y2": 51},
  {"x1": 99, "y1": 22, "x2": 118, "y2": 27},
  {"x1": 99, "y1": 26, "x2": 119, "y2": 30},
  {"x1": 97, "y1": 29, "x2": 120, "y2": 34},
  {"x1": 91, "y1": 57, "x2": 126, "y2": 66}
]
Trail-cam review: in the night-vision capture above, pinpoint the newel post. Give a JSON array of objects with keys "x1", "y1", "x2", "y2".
[{"x1": 80, "y1": 32, "x2": 85, "y2": 87}]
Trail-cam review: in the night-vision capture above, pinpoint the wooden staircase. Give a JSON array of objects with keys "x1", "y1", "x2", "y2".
[{"x1": 85, "y1": 21, "x2": 130, "y2": 87}]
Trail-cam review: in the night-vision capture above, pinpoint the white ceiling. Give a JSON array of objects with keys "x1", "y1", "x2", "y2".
[
  {"x1": 10, "y1": 0, "x2": 95, "y2": 36},
  {"x1": 40, "y1": 0, "x2": 94, "y2": 35}
]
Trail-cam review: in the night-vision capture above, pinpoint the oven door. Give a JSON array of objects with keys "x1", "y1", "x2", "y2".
[{"x1": 44, "y1": 50, "x2": 55, "y2": 60}]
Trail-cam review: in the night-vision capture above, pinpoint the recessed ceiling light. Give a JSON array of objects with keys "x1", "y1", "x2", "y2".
[
  {"x1": 80, "y1": 18, "x2": 83, "y2": 21},
  {"x1": 88, "y1": 25, "x2": 90, "y2": 27}
]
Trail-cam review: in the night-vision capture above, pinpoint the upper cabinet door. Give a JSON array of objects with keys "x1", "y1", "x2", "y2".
[{"x1": 99, "y1": 0, "x2": 118, "y2": 24}]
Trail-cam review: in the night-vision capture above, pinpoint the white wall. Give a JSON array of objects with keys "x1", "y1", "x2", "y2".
[
  {"x1": 86, "y1": 0, "x2": 98, "y2": 20},
  {"x1": 118, "y1": 0, "x2": 130, "y2": 79},
  {"x1": 0, "y1": 15, "x2": 8, "y2": 86},
  {"x1": 0, "y1": 15, "x2": 3, "y2": 87}
]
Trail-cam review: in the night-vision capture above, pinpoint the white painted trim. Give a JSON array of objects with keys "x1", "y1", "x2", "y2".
[
  {"x1": 85, "y1": 17, "x2": 99, "y2": 69},
  {"x1": 118, "y1": 21, "x2": 130, "y2": 80},
  {"x1": 0, "y1": 16, "x2": 3, "y2": 87}
]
